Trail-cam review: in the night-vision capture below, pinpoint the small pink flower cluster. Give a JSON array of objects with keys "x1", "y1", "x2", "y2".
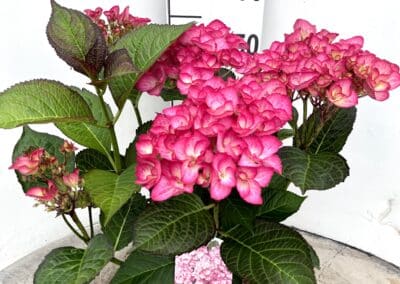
[
  {"x1": 136, "y1": 20, "x2": 292, "y2": 205},
  {"x1": 9, "y1": 141, "x2": 82, "y2": 210},
  {"x1": 175, "y1": 245, "x2": 232, "y2": 284},
  {"x1": 260, "y1": 19, "x2": 400, "y2": 107},
  {"x1": 85, "y1": 6, "x2": 150, "y2": 43}
]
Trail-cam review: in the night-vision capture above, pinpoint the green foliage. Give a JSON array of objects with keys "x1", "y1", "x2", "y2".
[
  {"x1": 111, "y1": 251, "x2": 175, "y2": 284},
  {"x1": 257, "y1": 188, "x2": 306, "y2": 222},
  {"x1": 84, "y1": 164, "x2": 140, "y2": 225},
  {"x1": 101, "y1": 194, "x2": 147, "y2": 251},
  {"x1": 296, "y1": 108, "x2": 356, "y2": 153},
  {"x1": 108, "y1": 23, "x2": 193, "y2": 108},
  {"x1": 160, "y1": 88, "x2": 186, "y2": 102},
  {"x1": 280, "y1": 146, "x2": 349, "y2": 192},
  {"x1": 309, "y1": 108, "x2": 357, "y2": 154},
  {"x1": 219, "y1": 194, "x2": 257, "y2": 232},
  {"x1": 76, "y1": 149, "x2": 115, "y2": 174},
  {"x1": 0, "y1": 80, "x2": 94, "y2": 129},
  {"x1": 277, "y1": 128, "x2": 294, "y2": 140},
  {"x1": 132, "y1": 194, "x2": 215, "y2": 255},
  {"x1": 47, "y1": 0, "x2": 107, "y2": 77},
  {"x1": 12, "y1": 126, "x2": 75, "y2": 192},
  {"x1": 56, "y1": 88, "x2": 112, "y2": 156},
  {"x1": 220, "y1": 221, "x2": 316, "y2": 284},
  {"x1": 217, "y1": 68, "x2": 236, "y2": 81},
  {"x1": 34, "y1": 235, "x2": 113, "y2": 284}
]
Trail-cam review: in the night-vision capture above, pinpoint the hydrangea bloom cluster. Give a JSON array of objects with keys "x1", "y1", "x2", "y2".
[
  {"x1": 175, "y1": 245, "x2": 232, "y2": 284},
  {"x1": 9, "y1": 141, "x2": 88, "y2": 212},
  {"x1": 256, "y1": 19, "x2": 400, "y2": 107},
  {"x1": 135, "y1": 20, "x2": 292, "y2": 205},
  {"x1": 85, "y1": 6, "x2": 150, "y2": 44},
  {"x1": 135, "y1": 19, "x2": 400, "y2": 205}
]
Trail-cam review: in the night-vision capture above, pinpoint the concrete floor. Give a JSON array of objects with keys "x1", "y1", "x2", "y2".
[{"x1": 0, "y1": 230, "x2": 399, "y2": 283}]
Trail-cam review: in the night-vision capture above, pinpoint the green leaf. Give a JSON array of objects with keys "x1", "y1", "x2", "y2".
[
  {"x1": 47, "y1": 0, "x2": 107, "y2": 77},
  {"x1": 34, "y1": 235, "x2": 113, "y2": 284},
  {"x1": 104, "y1": 49, "x2": 140, "y2": 108},
  {"x1": 309, "y1": 108, "x2": 356, "y2": 154},
  {"x1": 132, "y1": 194, "x2": 215, "y2": 255},
  {"x1": 279, "y1": 146, "x2": 349, "y2": 192},
  {"x1": 101, "y1": 194, "x2": 146, "y2": 251},
  {"x1": 109, "y1": 23, "x2": 193, "y2": 108},
  {"x1": 257, "y1": 188, "x2": 306, "y2": 222},
  {"x1": 277, "y1": 128, "x2": 294, "y2": 141},
  {"x1": 84, "y1": 164, "x2": 140, "y2": 225},
  {"x1": 56, "y1": 88, "x2": 112, "y2": 156},
  {"x1": 217, "y1": 68, "x2": 236, "y2": 81},
  {"x1": 160, "y1": 88, "x2": 185, "y2": 102},
  {"x1": 220, "y1": 194, "x2": 257, "y2": 232},
  {"x1": 289, "y1": 107, "x2": 299, "y2": 130},
  {"x1": 12, "y1": 126, "x2": 75, "y2": 192},
  {"x1": 308, "y1": 244, "x2": 320, "y2": 269},
  {"x1": 111, "y1": 251, "x2": 174, "y2": 284},
  {"x1": 0, "y1": 80, "x2": 94, "y2": 129},
  {"x1": 124, "y1": 141, "x2": 137, "y2": 168},
  {"x1": 232, "y1": 275, "x2": 243, "y2": 284},
  {"x1": 296, "y1": 110, "x2": 322, "y2": 148},
  {"x1": 220, "y1": 221, "x2": 316, "y2": 284},
  {"x1": 267, "y1": 174, "x2": 290, "y2": 191},
  {"x1": 76, "y1": 149, "x2": 114, "y2": 174}
]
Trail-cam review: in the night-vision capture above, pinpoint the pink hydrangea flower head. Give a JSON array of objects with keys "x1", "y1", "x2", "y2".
[
  {"x1": 63, "y1": 169, "x2": 80, "y2": 189},
  {"x1": 162, "y1": 104, "x2": 194, "y2": 131},
  {"x1": 136, "y1": 157, "x2": 161, "y2": 189},
  {"x1": 175, "y1": 245, "x2": 232, "y2": 283},
  {"x1": 174, "y1": 131, "x2": 210, "y2": 183},
  {"x1": 210, "y1": 154, "x2": 236, "y2": 201},
  {"x1": 293, "y1": 19, "x2": 317, "y2": 40},
  {"x1": 156, "y1": 134, "x2": 176, "y2": 161},
  {"x1": 151, "y1": 161, "x2": 194, "y2": 201},
  {"x1": 197, "y1": 165, "x2": 212, "y2": 187},
  {"x1": 136, "y1": 134, "x2": 156, "y2": 158},
  {"x1": 136, "y1": 65, "x2": 166, "y2": 96},
  {"x1": 84, "y1": 7, "x2": 103, "y2": 21},
  {"x1": 60, "y1": 140, "x2": 77, "y2": 153},
  {"x1": 288, "y1": 72, "x2": 319, "y2": 90},
  {"x1": 239, "y1": 135, "x2": 283, "y2": 174},
  {"x1": 104, "y1": 5, "x2": 120, "y2": 21},
  {"x1": 217, "y1": 130, "x2": 245, "y2": 160},
  {"x1": 205, "y1": 86, "x2": 239, "y2": 117},
  {"x1": 177, "y1": 64, "x2": 214, "y2": 95},
  {"x1": 26, "y1": 180, "x2": 58, "y2": 201},
  {"x1": 9, "y1": 148, "x2": 45, "y2": 176},
  {"x1": 327, "y1": 78, "x2": 358, "y2": 108},
  {"x1": 236, "y1": 166, "x2": 274, "y2": 205}
]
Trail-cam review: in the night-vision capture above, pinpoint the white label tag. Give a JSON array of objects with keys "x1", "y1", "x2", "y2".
[{"x1": 167, "y1": 0, "x2": 265, "y2": 53}]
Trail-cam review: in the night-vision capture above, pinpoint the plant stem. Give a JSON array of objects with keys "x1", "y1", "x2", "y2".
[
  {"x1": 110, "y1": 257, "x2": 124, "y2": 266},
  {"x1": 88, "y1": 206, "x2": 94, "y2": 238},
  {"x1": 112, "y1": 108, "x2": 123, "y2": 125},
  {"x1": 95, "y1": 86, "x2": 122, "y2": 174},
  {"x1": 133, "y1": 103, "x2": 143, "y2": 127},
  {"x1": 62, "y1": 214, "x2": 88, "y2": 243},
  {"x1": 70, "y1": 210, "x2": 90, "y2": 242},
  {"x1": 301, "y1": 97, "x2": 308, "y2": 147},
  {"x1": 303, "y1": 97, "x2": 308, "y2": 126},
  {"x1": 213, "y1": 204, "x2": 220, "y2": 230}
]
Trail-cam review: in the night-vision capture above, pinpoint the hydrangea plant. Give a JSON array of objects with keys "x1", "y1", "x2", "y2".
[{"x1": 2, "y1": 1, "x2": 400, "y2": 283}]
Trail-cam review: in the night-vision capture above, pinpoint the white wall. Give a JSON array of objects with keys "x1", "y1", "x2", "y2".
[{"x1": 0, "y1": 0, "x2": 400, "y2": 271}]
